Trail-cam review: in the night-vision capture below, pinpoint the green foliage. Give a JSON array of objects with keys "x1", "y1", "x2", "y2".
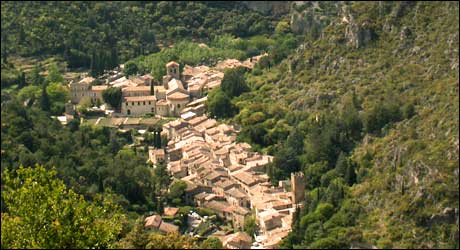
[
  {"x1": 2, "y1": 2, "x2": 275, "y2": 70},
  {"x1": 221, "y1": 67, "x2": 250, "y2": 98},
  {"x1": 45, "y1": 62, "x2": 64, "y2": 84},
  {"x1": 200, "y1": 237, "x2": 223, "y2": 249},
  {"x1": 102, "y1": 87, "x2": 122, "y2": 110},
  {"x1": 1, "y1": 100, "x2": 157, "y2": 212},
  {"x1": 244, "y1": 216, "x2": 257, "y2": 238},
  {"x1": 168, "y1": 181, "x2": 187, "y2": 206},
  {"x1": 123, "y1": 61, "x2": 139, "y2": 76},
  {"x1": 275, "y1": 20, "x2": 291, "y2": 35},
  {"x1": 18, "y1": 85, "x2": 41, "y2": 103},
  {"x1": 362, "y1": 100, "x2": 402, "y2": 134},
  {"x1": 1, "y1": 165, "x2": 124, "y2": 249},
  {"x1": 145, "y1": 232, "x2": 199, "y2": 249},
  {"x1": 207, "y1": 89, "x2": 237, "y2": 119},
  {"x1": 30, "y1": 65, "x2": 45, "y2": 86},
  {"x1": 39, "y1": 84, "x2": 51, "y2": 112}
]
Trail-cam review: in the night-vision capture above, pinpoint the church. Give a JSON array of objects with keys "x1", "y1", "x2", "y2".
[{"x1": 121, "y1": 61, "x2": 191, "y2": 116}]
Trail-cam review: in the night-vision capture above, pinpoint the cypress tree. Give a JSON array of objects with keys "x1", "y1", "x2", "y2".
[
  {"x1": 40, "y1": 84, "x2": 51, "y2": 112},
  {"x1": 150, "y1": 80, "x2": 154, "y2": 95},
  {"x1": 345, "y1": 163, "x2": 357, "y2": 186},
  {"x1": 17, "y1": 71, "x2": 26, "y2": 89}
]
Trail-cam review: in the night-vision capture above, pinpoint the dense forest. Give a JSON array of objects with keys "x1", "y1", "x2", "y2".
[
  {"x1": 1, "y1": 1, "x2": 274, "y2": 70},
  {"x1": 1, "y1": 1, "x2": 459, "y2": 249}
]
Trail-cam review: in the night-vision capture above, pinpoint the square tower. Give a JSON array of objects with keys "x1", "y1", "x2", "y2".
[
  {"x1": 166, "y1": 61, "x2": 180, "y2": 80},
  {"x1": 291, "y1": 172, "x2": 305, "y2": 204}
]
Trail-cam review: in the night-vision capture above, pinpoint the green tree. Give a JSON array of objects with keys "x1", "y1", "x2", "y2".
[
  {"x1": 1, "y1": 165, "x2": 125, "y2": 249},
  {"x1": 207, "y1": 89, "x2": 237, "y2": 119},
  {"x1": 345, "y1": 161, "x2": 357, "y2": 186},
  {"x1": 244, "y1": 216, "x2": 257, "y2": 238},
  {"x1": 145, "y1": 232, "x2": 198, "y2": 249},
  {"x1": 168, "y1": 181, "x2": 187, "y2": 206},
  {"x1": 17, "y1": 70, "x2": 27, "y2": 89},
  {"x1": 123, "y1": 61, "x2": 139, "y2": 76},
  {"x1": 308, "y1": 237, "x2": 342, "y2": 249},
  {"x1": 30, "y1": 65, "x2": 45, "y2": 86},
  {"x1": 221, "y1": 67, "x2": 249, "y2": 98},
  {"x1": 275, "y1": 20, "x2": 290, "y2": 34},
  {"x1": 45, "y1": 63, "x2": 64, "y2": 84},
  {"x1": 102, "y1": 87, "x2": 122, "y2": 111},
  {"x1": 335, "y1": 152, "x2": 348, "y2": 178},
  {"x1": 201, "y1": 237, "x2": 224, "y2": 249},
  {"x1": 40, "y1": 84, "x2": 51, "y2": 112},
  {"x1": 17, "y1": 85, "x2": 41, "y2": 103}
]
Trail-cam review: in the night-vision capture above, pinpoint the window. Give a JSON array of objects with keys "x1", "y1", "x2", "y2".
[
  {"x1": 149, "y1": 101, "x2": 151, "y2": 105},
  {"x1": 138, "y1": 101, "x2": 140, "y2": 105},
  {"x1": 177, "y1": 104, "x2": 180, "y2": 108},
  {"x1": 151, "y1": 108, "x2": 154, "y2": 112},
  {"x1": 126, "y1": 102, "x2": 128, "y2": 106},
  {"x1": 132, "y1": 102, "x2": 134, "y2": 105},
  {"x1": 127, "y1": 109, "x2": 131, "y2": 115},
  {"x1": 143, "y1": 101, "x2": 146, "y2": 105}
]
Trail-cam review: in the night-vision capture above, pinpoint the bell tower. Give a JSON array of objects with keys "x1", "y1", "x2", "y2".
[{"x1": 166, "y1": 61, "x2": 180, "y2": 80}]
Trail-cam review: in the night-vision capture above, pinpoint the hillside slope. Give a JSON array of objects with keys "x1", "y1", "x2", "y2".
[{"x1": 230, "y1": 1, "x2": 458, "y2": 248}]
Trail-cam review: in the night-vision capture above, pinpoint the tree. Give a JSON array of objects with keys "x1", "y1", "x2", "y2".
[
  {"x1": 115, "y1": 219, "x2": 150, "y2": 249},
  {"x1": 275, "y1": 20, "x2": 290, "y2": 34},
  {"x1": 17, "y1": 71, "x2": 27, "y2": 89},
  {"x1": 268, "y1": 145, "x2": 300, "y2": 183},
  {"x1": 77, "y1": 96, "x2": 93, "y2": 114},
  {"x1": 244, "y1": 216, "x2": 257, "y2": 238},
  {"x1": 1, "y1": 165, "x2": 125, "y2": 249},
  {"x1": 145, "y1": 232, "x2": 198, "y2": 249},
  {"x1": 207, "y1": 89, "x2": 237, "y2": 118},
  {"x1": 221, "y1": 67, "x2": 249, "y2": 98},
  {"x1": 150, "y1": 80, "x2": 154, "y2": 95},
  {"x1": 102, "y1": 87, "x2": 122, "y2": 111},
  {"x1": 30, "y1": 65, "x2": 45, "y2": 86},
  {"x1": 45, "y1": 63, "x2": 64, "y2": 84},
  {"x1": 345, "y1": 161, "x2": 357, "y2": 186},
  {"x1": 201, "y1": 237, "x2": 223, "y2": 249},
  {"x1": 40, "y1": 84, "x2": 51, "y2": 112},
  {"x1": 286, "y1": 127, "x2": 304, "y2": 155},
  {"x1": 123, "y1": 61, "x2": 139, "y2": 76},
  {"x1": 335, "y1": 152, "x2": 348, "y2": 178},
  {"x1": 168, "y1": 181, "x2": 187, "y2": 206},
  {"x1": 308, "y1": 237, "x2": 342, "y2": 249},
  {"x1": 341, "y1": 101, "x2": 362, "y2": 140},
  {"x1": 17, "y1": 85, "x2": 41, "y2": 103}
]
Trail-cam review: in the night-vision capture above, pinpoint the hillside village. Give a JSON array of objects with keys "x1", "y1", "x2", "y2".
[
  {"x1": 147, "y1": 113, "x2": 305, "y2": 248},
  {"x1": 67, "y1": 53, "x2": 267, "y2": 120},
  {"x1": 66, "y1": 54, "x2": 303, "y2": 248}
]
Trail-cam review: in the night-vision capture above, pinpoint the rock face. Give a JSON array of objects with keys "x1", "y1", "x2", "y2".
[
  {"x1": 289, "y1": 2, "x2": 335, "y2": 37},
  {"x1": 290, "y1": 7, "x2": 324, "y2": 37},
  {"x1": 341, "y1": 5, "x2": 376, "y2": 49},
  {"x1": 241, "y1": 1, "x2": 291, "y2": 16}
]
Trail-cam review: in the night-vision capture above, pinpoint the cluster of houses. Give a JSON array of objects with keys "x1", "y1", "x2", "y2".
[
  {"x1": 69, "y1": 61, "x2": 225, "y2": 117},
  {"x1": 68, "y1": 53, "x2": 268, "y2": 119},
  {"x1": 148, "y1": 113, "x2": 305, "y2": 249}
]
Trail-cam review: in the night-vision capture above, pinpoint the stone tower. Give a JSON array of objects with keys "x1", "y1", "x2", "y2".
[
  {"x1": 291, "y1": 172, "x2": 305, "y2": 204},
  {"x1": 166, "y1": 61, "x2": 180, "y2": 80}
]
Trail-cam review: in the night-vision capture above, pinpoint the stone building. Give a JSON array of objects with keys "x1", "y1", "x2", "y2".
[
  {"x1": 69, "y1": 76, "x2": 108, "y2": 104},
  {"x1": 291, "y1": 172, "x2": 305, "y2": 204},
  {"x1": 121, "y1": 96, "x2": 156, "y2": 116}
]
